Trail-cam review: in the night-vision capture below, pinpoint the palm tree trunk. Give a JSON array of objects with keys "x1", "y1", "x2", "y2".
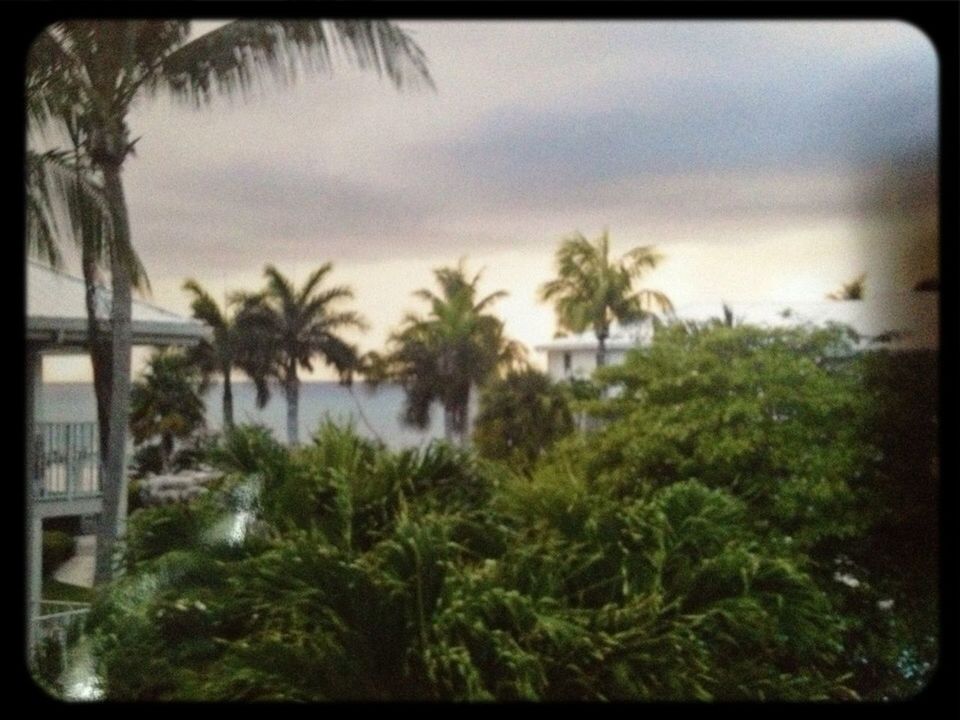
[
  {"x1": 285, "y1": 368, "x2": 300, "y2": 446},
  {"x1": 222, "y1": 367, "x2": 234, "y2": 431},
  {"x1": 94, "y1": 161, "x2": 133, "y2": 586},
  {"x1": 82, "y1": 245, "x2": 112, "y2": 460},
  {"x1": 596, "y1": 334, "x2": 607, "y2": 369}
]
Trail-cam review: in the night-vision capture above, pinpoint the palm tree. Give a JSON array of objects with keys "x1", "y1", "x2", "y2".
[
  {"x1": 182, "y1": 280, "x2": 245, "y2": 431},
  {"x1": 130, "y1": 349, "x2": 206, "y2": 474},
  {"x1": 26, "y1": 20, "x2": 432, "y2": 583},
  {"x1": 235, "y1": 265, "x2": 367, "y2": 446},
  {"x1": 367, "y1": 260, "x2": 524, "y2": 445},
  {"x1": 827, "y1": 273, "x2": 866, "y2": 300},
  {"x1": 539, "y1": 230, "x2": 673, "y2": 368},
  {"x1": 28, "y1": 120, "x2": 150, "y2": 464}
]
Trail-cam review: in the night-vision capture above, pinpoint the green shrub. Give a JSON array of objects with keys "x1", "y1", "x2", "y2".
[
  {"x1": 207, "y1": 423, "x2": 289, "y2": 479},
  {"x1": 472, "y1": 369, "x2": 574, "y2": 471},
  {"x1": 122, "y1": 495, "x2": 223, "y2": 567}
]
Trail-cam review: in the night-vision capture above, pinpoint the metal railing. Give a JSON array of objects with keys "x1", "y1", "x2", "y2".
[
  {"x1": 34, "y1": 423, "x2": 101, "y2": 500},
  {"x1": 35, "y1": 600, "x2": 91, "y2": 623},
  {"x1": 32, "y1": 600, "x2": 91, "y2": 650},
  {"x1": 31, "y1": 600, "x2": 91, "y2": 681}
]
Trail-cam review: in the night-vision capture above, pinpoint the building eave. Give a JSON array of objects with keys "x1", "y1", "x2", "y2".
[{"x1": 27, "y1": 316, "x2": 211, "y2": 350}]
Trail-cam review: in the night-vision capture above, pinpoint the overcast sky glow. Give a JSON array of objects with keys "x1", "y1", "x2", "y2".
[{"x1": 42, "y1": 20, "x2": 938, "y2": 381}]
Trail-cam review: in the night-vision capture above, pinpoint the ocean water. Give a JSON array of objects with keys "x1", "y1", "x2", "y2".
[{"x1": 39, "y1": 381, "x2": 444, "y2": 450}]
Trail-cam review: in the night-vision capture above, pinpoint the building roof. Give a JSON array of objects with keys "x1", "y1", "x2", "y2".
[
  {"x1": 535, "y1": 293, "x2": 938, "y2": 354},
  {"x1": 673, "y1": 294, "x2": 938, "y2": 350},
  {"x1": 27, "y1": 261, "x2": 211, "y2": 349},
  {"x1": 535, "y1": 320, "x2": 655, "y2": 352}
]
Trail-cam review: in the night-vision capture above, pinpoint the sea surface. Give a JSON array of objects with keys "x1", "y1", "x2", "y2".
[{"x1": 39, "y1": 381, "x2": 444, "y2": 450}]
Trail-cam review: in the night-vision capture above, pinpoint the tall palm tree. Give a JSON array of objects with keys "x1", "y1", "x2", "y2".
[
  {"x1": 26, "y1": 20, "x2": 432, "y2": 584},
  {"x1": 367, "y1": 260, "x2": 524, "y2": 445},
  {"x1": 236, "y1": 264, "x2": 367, "y2": 446},
  {"x1": 539, "y1": 230, "x2": 673, "y2": 368},
  {"x1": 182, "y1": 280, "x2": 244, "y2": 431},
  {"x1": 29, "y1": 143, "x2": 149, "y2": 456},
  {"x1": 28, "y1": 119, "x2": 150, "y2": 463}
]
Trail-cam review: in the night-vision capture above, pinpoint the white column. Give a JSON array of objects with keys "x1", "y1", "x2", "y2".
[{"x1": 25, "y1": 346, "x2": 42, "y2": 658}]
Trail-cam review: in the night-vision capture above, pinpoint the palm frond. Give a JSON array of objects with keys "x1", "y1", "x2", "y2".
[
  {"x1": 183, "y1": 279, "x2": 228, "y2": 331},
  {"x1": 25, "y1": 149, "x2": 115, "y2": 270},
  {"x1": 296, "y1": 262, "x2": 333, "y2": 305},
  {"x1": 473, "y1": 289, "x2": 509, "y2": 315},
  {"x1": 636, "y1": 289, "x2": 674, "y2": 314},
  {"x1": 541, "y1": 231, "x2": 673, "y2": 338},
  {"x1": 263, "y1": 264, "x2": 297, "y2": 312},
  {"x1": 623, "y1": 246, "x2": 663, "y2": 275},
  {"x1": 315, "y1": 310, "x2": 369, "y2": 333},
  {"x1": 159, "y1": 20, "x2": 433, "y2": 108}
]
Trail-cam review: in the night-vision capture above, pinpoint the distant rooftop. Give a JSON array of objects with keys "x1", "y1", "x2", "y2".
[
  {"x1": 674, "y1": 294, "x2": 938, "y2": 349},
  {"x1": 27, "y1": 260, "x2": 210, "y2": 348},
  {"x1": 535, "y1": 319, "x2": 655, "y2": 352},
  {"x1": 536, "y1": 292, "x2": 938, "y2": 354}
]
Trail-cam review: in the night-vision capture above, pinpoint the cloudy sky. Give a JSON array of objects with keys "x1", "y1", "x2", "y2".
[{"x1": 44, "y1": 20, "x2": 938, "y2": 381}]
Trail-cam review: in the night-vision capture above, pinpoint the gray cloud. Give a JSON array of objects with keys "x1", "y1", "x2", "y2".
[
  {"x1": 424, "y1": 36, "x2": 935, "y2": 200},
  {"x1": 127, "y1": 157, "x2": 450, "y2": 273},
  {"x1": 116, "y1": 20, "x2": 937, "y2": 282}
]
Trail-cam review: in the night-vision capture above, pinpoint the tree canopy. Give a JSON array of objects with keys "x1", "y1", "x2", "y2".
[
  {"x1": 539, "y1": 230, "x2": 672, "y2": 366},
  {"x1": 366, "y1": 260, "x2": 524, "y2": 444},
  {"x1": 233, "y1": 264, "x2": 366, "y2": 445}
]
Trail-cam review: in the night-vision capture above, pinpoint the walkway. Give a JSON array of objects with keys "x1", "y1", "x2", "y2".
[{"x1": 52, "y1": 535, "x2": 96, "y2": 589}]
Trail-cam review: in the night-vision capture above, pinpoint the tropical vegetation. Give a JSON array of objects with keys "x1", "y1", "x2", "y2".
[
  {"x1": 69, "y1": 320, "x2": 937, "y2": 701},
  {"x1": 472, "y1": 368, "x2": 574, "y2": 470},
  {"x1": 364, "y1": 261, "x2": 524, "y2": 445},
  {"x1": 182, "y1": 279, "x2": 245, "y2": 431},
  {"x1": 26, "y1": 19, "x2": 433, "y2": 585},
  {"x1": 129, "y1": 349, "x2": 206, "y2": 474},
  {"x1": 539, "y1": 230, "x2": 673, "y2": 367},
  {"x1": 229, "y1": 265, "x2": 366, "y2": 446}
]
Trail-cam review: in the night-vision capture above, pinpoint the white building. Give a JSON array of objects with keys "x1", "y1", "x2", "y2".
[
  {"x1": 26, "y1": 260, "x2": 210, "y2": 654},
  {"x1": 535, "y1": 320, "x2": 656, "y2": 381},
  {"x1": 536, "y1": 293, "x2": 938, "y2": 383}
]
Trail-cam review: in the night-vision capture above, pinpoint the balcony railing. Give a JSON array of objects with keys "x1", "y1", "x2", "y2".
[{"x1": 33, "y1": 423, "x2": 101, "y2": 501}]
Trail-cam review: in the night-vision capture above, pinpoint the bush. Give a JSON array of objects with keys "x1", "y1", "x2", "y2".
[
  {"x1": 207, "y1": 424, "x2": 289, "y2": 479},
  {"x1": 579, "y1": 323, "x2": 870, "y2": 547},
  {"x1": 472, "y1": 368, "x2": 574, "y2": 471},
  {"x1": 42, "y1": 530, "x2": 76, "y2": 576},
  {"x1": 122, "y1": 495, "x2": 223, "y2": 567},
  {"x1": 132, "y1": 443, "x2": 164, "y2": 479}
]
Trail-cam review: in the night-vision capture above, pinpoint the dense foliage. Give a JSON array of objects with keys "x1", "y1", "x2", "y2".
[
  {"x1": 539, "y1": 231, "x2": 672, "y2": 366},
  {"x1": 129, "y1": 349, "x2": 206, "y2": 474},
  {"x1": 232, "y1": 265, "x2": 366, "y2": 445},
  {"x1": 83, "y1": 323, "x2": 937, "y2": 701},
  {"x1": 364, "y1": 261, "x2": 523, "y2": 444},
  {"x1": 472, "y1": 368, "x2": 574, "y2": 470}
]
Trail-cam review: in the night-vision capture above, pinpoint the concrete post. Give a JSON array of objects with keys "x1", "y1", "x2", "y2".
[{"x1": 25, "y1": 346, "x2": 42, "y2": 658}]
